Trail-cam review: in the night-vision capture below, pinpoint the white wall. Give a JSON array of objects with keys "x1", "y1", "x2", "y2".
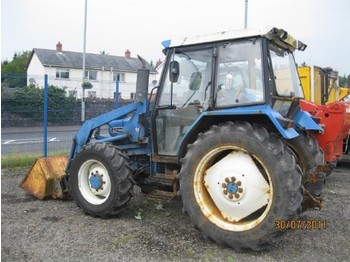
[
  {"x1": 27, "y1": 53, "x2": 45, "y2": 86},
  {"x1": 27, "y1": 52, "x2": 159, "y2": 99}
]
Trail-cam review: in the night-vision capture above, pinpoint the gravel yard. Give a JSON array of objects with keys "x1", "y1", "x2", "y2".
[{"x1": 1, "y1": 158, "x2": 350, "y2": 262}]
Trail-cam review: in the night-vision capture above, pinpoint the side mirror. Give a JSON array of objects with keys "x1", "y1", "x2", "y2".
[
  {"x1": 189, "y1": 72, "x2": 202, "y2": 91},
  {"x1": 169, "y1": 61, "x2": 180, "y2": 83}
]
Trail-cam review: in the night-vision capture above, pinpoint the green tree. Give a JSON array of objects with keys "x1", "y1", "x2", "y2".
[
  {"x1": 1, "y1": 51, "x2": 31, "y2": 88},
  {"x1": 339, "y1": 74, "x2": 350, "y2": 87}
]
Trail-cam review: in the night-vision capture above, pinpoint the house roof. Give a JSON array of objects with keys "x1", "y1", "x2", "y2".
[{"x1": 29, "y1": 48, "x2": 157, "y2": 73}]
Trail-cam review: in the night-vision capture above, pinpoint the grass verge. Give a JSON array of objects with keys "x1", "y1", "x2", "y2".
[{"x1": 1, "y1": 151, "x2": 69, "y2": 171}]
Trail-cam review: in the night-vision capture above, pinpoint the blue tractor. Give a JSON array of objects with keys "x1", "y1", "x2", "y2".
[{"x1": 66, "y1": 27, "x2": 325, "y2": 250}]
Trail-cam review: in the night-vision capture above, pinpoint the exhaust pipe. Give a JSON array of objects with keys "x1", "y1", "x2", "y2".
[{"x1": 135, "y1": 55, "x2": 150, "y2": 102}]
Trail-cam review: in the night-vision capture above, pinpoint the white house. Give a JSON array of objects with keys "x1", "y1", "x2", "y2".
[{"x1": 26, "y1": 42, "x2": 158, "y2": 99}]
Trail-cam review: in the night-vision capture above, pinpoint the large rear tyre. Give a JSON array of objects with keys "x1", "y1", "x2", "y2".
[
  {"x1": 179, "y1": 121, "x2": 303, "y2": 251},
  {"x1": 69, "y1": 143, "x2": 134, "y2": 218},
  {"x1": 283, "y1": 131, "x2": 325, "y2": 197}
]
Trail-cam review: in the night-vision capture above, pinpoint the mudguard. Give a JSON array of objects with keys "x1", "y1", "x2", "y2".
[
  {"x1": 177, "y1": 104, "x2": 321, "y2": 160},
  {"x1": 293, "y1": 108, "x2": 323, "y2": 132},
  {"x1": 206, "y1": 105, "x2": 300, "y2": 139}
]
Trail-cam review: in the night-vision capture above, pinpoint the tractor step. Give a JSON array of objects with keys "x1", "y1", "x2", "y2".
[
  {"x1": 145, "y1": 172, "x2": 177, "y2": 187},
  {"x1": 144, "y1": 172, "x2": 178, "y2": 202},
  {"x1": 146, "y1": 190, "x2": 177, "y2": 202}
]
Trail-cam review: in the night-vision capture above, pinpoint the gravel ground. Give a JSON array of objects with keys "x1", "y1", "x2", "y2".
[{"x1": 1, "y1": 158, "x2": 350, "y2": 262}]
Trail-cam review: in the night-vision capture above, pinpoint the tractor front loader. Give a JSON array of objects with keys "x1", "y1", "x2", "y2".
[{"x1": 23, "y1": 27, "x2": 331, "y2": 250}]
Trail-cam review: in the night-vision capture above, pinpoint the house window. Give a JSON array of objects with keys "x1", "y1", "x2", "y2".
[
  {"x1": 114, "y1": 92, "x2": 121, "y2": 100},
  {"x1": 113, "y1": 72, "x2": 125, "y2": 82},
  {"x1": 68, "y1": 90, "x2": 77, "y2": 97},
  {"x1": 85, "y1": 70, "x2": 97, "y2": 81},
  {"x1": 88, "y1": 91, "x2": 97, "y2": 98},
  {"x1": 56, "y1": 69, "x2": 70, "y2": 79}
]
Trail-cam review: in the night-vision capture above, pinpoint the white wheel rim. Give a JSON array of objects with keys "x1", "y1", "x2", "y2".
[
  {"x1": 78, "y1": 160, "x2": 112, "y2": 205},
  {"x1": 194, "y1": 146, "x2": 273, "y2": 232}
]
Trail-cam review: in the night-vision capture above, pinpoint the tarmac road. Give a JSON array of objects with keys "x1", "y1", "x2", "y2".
[
  {"x1": 1, "y1": 126, "x2": 80, "y2": 156},
  {"x1": 1, "y1": 125, "x2": 112, "y2": 156},
  {"x1": 1, "y1": 158, "x2": 350, "y2": 261}
]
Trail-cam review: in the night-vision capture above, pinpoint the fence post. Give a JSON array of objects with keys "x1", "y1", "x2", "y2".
[
  {"x1": 44, "y1": 74, "x2": 48, "y2": 158},
  {"x1": 115, "y1": 74, "x2": 120, "y2": 109}
]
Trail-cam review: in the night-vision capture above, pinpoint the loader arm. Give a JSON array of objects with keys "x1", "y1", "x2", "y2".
[{"x1": 66, "y1": 100, "x2": 148, "y2": 172}]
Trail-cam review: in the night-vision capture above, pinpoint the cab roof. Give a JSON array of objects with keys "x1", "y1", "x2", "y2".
[{"x1": 162, "y1": 27, "x2": 306, "y2": 52}]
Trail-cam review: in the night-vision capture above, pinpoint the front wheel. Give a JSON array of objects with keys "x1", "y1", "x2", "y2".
[
  {"x1": 179, "y1": 121, "x2": 303, "y2": 251},
  {"x1": 69, "y1": 143, "x2": 134, "y2": 218}
]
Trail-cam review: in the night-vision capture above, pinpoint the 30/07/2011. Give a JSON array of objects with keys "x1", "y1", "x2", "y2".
[{"x1": 275, "y1": 220, "x2": 327, "y2": 230}]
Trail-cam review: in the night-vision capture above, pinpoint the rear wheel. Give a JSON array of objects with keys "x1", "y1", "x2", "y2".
[
  {"x1": 283, "y1": 131, "x2": 325, "y2": 198},
  {"x1": 179, "y1": 121, "x2": 303, "y2": 251},
  {"x1": 69, "y1": 143, "x2": 134, "y2": 218}
]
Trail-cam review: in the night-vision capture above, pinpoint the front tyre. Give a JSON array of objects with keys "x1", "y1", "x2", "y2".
[
  {"x1": 69, "y1": 143, "x2": 134, "y2": 218},
  {"x1": 179, "y1": 121, "x2": 303, "y2": 251}
]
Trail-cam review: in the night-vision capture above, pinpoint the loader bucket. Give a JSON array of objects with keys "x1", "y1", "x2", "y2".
[{"x1": 20, "y1": 156, "x2": 68, "y2": 200}]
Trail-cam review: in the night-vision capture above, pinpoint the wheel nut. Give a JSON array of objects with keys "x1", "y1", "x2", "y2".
[
  {"x1": 235, "y1": 193, "x2": 240, "y2": 198},
  {"x1": 229, "y1": 194, "x2": 233, "y2": 199},
  {"x1": 222, "y1": 183, "x2": 227, "y2": 188},
  {"x1": 238, "y1": 188, "x2": 243, "y2": 193},
  {"x1": 237, "y1": 181, "x2": 242, "y2": 186},
  {"x1": 223, "y1": 190, "x2": 228, "y2": 195},
  {"x1": 225, "y1": 178, "x2": 229, "y2": 183},
  {"x1": 231, "y1": 177, "x2": 236, "y2": 181}
]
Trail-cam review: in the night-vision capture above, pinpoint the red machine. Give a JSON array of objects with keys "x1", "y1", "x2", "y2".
[{"x1": 300, "y1": 100, "x2": 350, "y2": 164}]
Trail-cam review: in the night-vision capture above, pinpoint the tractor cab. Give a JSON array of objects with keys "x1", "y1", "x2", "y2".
[{"x1": 152, "y1": 27, "x2": 313, "y2": 160}]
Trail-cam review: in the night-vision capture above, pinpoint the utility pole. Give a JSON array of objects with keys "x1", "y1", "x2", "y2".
[
  {"x1": 244, "y1": 0, "x2": 248, "y2": 29},
  {"x1": 81, "y1": 0, "x2": 88, "y2": 122}
]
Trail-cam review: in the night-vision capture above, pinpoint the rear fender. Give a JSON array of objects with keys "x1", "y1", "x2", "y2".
[
  {"x1": 177, "y1": 105, "x2": 300, "y2": 160},
  {"x1": 293, "y1": 108, "x2": 323, "y2": 132}
]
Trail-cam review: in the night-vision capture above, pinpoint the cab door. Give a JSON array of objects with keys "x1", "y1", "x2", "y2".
[{"x1": 152, "y1": 48, "x2": 213, "y2": 158}]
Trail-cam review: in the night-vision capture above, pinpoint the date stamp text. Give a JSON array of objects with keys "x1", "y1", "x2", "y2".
[{"x1": 275, "y1": 220, "x2": 327, "y2": 230}]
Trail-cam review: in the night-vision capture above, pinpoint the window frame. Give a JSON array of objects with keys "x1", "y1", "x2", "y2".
[
  {"x1": 85, "y1": 70, "x2": 98, "y2": 81},
  {"x1": 55, "y1": 68, "x2": 70, "y2": 79},
  {"x1": 68, "y1": 90, "x2": 77, "y2": 97},
  {"x1": 87, "y1": 90, "x2": 97, "y2": 98},
  {"x1": 113, "y1": 72, "x2": 125, "y2": 82}
]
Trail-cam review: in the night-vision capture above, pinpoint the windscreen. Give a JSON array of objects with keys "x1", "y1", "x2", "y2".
[
  {"x1": 216, "y1": 40, "x2": 264, "y2": 107},
  {"x1": 158, "y1": 49, "x2": 212, "y2": 108},
  {"x1": 269, "y1": 45, "x2": 304, "y2": 98}
]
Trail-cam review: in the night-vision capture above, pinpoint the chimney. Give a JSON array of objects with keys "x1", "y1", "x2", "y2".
[
  {"x1": 155, "y1": 59, "x2": 162, "y2": 68},
  {"x1": 125, "y1": 49, "x2": 131, "y2": 59},
  {"x1": 56, "y1": 42, "x2": 62, "y2": 52}
]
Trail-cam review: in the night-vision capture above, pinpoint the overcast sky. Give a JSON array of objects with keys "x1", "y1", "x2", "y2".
[{"x1": 1, "y1": 0, "x2": 349, "y2": 75}]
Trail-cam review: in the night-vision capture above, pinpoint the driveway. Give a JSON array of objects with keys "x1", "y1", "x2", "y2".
[{"x1": 1, "y1": 159, "x2": 350, "y2": 261}]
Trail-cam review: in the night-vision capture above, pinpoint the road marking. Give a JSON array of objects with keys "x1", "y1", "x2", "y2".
[
  {"x1": 1, "y1": 137, "x2": 60, "y2": 145},
  {"x1": 3, "y1": 140, "x2": 15, "y2": 144}
]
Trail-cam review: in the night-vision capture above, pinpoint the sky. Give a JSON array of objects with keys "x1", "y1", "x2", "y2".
[{"x1": 1, "y1": 0, "x2": 349, "y2": 75}]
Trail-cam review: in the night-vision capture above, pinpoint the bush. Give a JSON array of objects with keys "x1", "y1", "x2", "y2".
[
  {"x1": 1, "y1": 72, "x2": 27, "y2": 88},
  {"x1": 4, "y1": 85, "x2": 75, "y2": 123}
]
